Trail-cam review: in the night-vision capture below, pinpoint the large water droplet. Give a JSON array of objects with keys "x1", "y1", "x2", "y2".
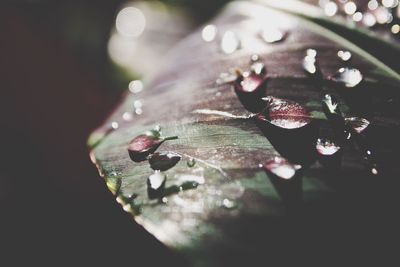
[
  {"x1": 147, "y1": 171, "x2": 166, "y2": 198},
  {"x1": 221, "y1": 31, "x2": 240, "y2": 54},
  {"x1": 148, "y1": 151, "x2": 181, "y2": 171},
  {"x1": 329, "y1": 67, "x2": 363, "y2": 88},
  {"x1": 345, "y1": 117, "x2": 370, "y2": 134},
  {"x1": 259, "y1": 97, "x2": 312, "y2": 129},
  {"x1": 128, "y1": 134, "x2": 163, "y2": 162},
  {"x1": 324, "y1": 1, "x2": 338, "y2": 16},
  {"x1": 260, "y1": 27, "x2": 286, "y2": 43}
]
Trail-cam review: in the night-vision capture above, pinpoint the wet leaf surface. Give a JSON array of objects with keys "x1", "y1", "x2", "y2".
[{"x1": 89, "y1": 1, "x2": 400, "y2": 266}]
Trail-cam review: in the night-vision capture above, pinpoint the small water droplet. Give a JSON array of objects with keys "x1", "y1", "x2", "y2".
[
  {"x1": 250, "y1": 54, "x2": 261, "y2": 62},
  {"x1": 344, "y1": 1, "x2": 357, "y2": 15},
  {"x1": 352, "y1": 12, "x2": 363, "y2": 22},
  {"x1": 382, "y1": 0, "x2": 398, "y2": 8},
  {"x1": 363, "y1": 12, "x2": 377, "y2": 27},
  {"x1": 368, "y1": 0, "x2": 379, "y2": 10},
  {"x1": 111, "y1": 121, "x2": 119, "y2": 130},
  {"x1": 391, "y1": 24, "x2": 400, "y2": 34},
  {"x1": 122, "y1": 112, "x2": 133, "y2": 121},
  {"x1": 220, "y1": 31, "x2": 240, "y2": 54},
  {"x1": 324, "y1": 1, "x2": 338, "y2": 16},
  {"x1": 128, "y1": 80, "x2": 143, "y2": 94},
  {"x1": 329, "y1": 67, "x2": 363, "y2": 88},
  {"x1": 374, "y1": 7, "x2": 393, "y2": 24},
  {"x1": 154, "y1": 125, "x2": 161, "y2": 132},
  {"x1": 371, "y1": 167, "x2": 378, "y2": 175},
  {"x1": 250, "y1": 62, "x2": 266, "y2": 75},
  {"x1": 303, "y1": 49, "x2": 318, "y2": 75},
  {"x1": 135, "y1": 108, "x2": 143, "y2": 115},
  {"x1": 261, "y1": 27, "x2": 286, "y2": 43},
  {"x1": 187, "y1": 157, "x2": 196, "y2": 167},
  {"x1": 316, "y1": 139, "x2": 341, "y2": 155},
  {"x1": 337, "y1": 50, "x2": 352, "y2": 62},
  {"x1": 134, "y1": 100, "x2": 143, "y2": 109},
  {"x1": 201, "y1": 24, "x2": 217, "y2": 42},
  {"x1": 263, "y1": 156, "x2": 301, "y2": 180},
  {"x1": 161, "y1": 197, "x2": 168, "y2": 204},
  {"x1": 222, "y1": 198, "x2": 237, "y2": 209}
]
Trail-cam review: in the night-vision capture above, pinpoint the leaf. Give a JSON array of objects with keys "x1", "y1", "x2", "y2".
[{"x1": 89, "y1": 1, "x2": 400, "y2": 265}]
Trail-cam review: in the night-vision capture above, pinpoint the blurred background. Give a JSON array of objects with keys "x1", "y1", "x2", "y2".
[{"x1": 0, "y1": 0, "x2": 229, "y2": 265}]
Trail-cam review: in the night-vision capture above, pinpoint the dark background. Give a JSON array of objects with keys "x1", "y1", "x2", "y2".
[{"x1": 0, "y1": 0, "x2": 227, "y2": 265}]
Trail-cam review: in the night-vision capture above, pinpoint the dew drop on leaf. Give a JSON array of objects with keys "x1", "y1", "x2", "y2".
[
  {"x1": 345, "y1": 117, "x2": 370, "y2": 133},
  {"x1": 187, "y1": 157, "x2": 196, "y2": 167},
  {"x1": 329, "y1": 67, "x2": 363, "y2": 88},
  {"x1": 337, "y1": 50, "x2": 352, "y2": 62},
  {"x1": 149, "y1": 151, "x2": 181, "y2": 171},
  {"x1": 147, "y1": 171, "x2": 166, "y2": 196},
  {"x1": 316, "y1": 138, "x2": 341, "y2": 156},
  {"x1": 263, "y1": 156, "x2": 301, "y2": 180},
  {"x1": 260, "y1": 27, "x2": 286, "y2": 43},
  {"x1": 220, "y1": 31, "x2": 240, "y2": 54}
]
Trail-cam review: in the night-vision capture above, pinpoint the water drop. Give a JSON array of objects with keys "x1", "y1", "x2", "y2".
[
  {"x1": 161, "y1": 197, "x2": 168, "y2": 204},
  {"x1": 264, "y1": 157, "x2": 301, "y2": 179},
  {"x1": 221, "y1": 31, "x2": 240, "y2": 54},
  {"x1": 344, "y1": 1, "x2": 357, "y2": 15},
  {"x1": 391, "y1": 24, "x2": 400, "y2": 34},
  {"x1": 324, "y1": 1, "x2": 338, "y2": 16},
  {"x1": 316, "y1": 139, "x2": 341, "y2": 156},
  {"x1": 337, "y1": 50, "x2": 352, "y2": 62},
  {"x1": 221, "y1": 198, "x2": 237, "y2": 209},
  {"x1": 352, "y1": 12, "x2": 363, "y2": 22},
  {"x1": 329, "y1": 67, "x2": 363, "y2": 88},
  {"x1": 260, "y1": 27, "x2": 286, "y2": 43},
  {"x1": 368, "y1": 0, "x2": 379, "y2": 10},
  {"x1": 128, "y1": 133, "x2": 178, "y2": 162},
  {"x1": 148, "y1": 151, "x2": 181, "y2": 171},
  {"x1": 134, "y1": 100, "x2": 142, "y2": 109},
  {"x1": 302, "y1": 49, "x2": 319, "y2": 75},
  {"x1": 111, "y1": 121, "x2": 119, "y2": 130},
  {"x1": 234, "y1": 72, "x2": 268, "y2": 112},
  {"x1": 147, "y1": 171, "x2": 166, "y2": 198},
  {"x1": 250, "y1": 61, "x2": 266, "y2": 75},
  {"x1": 135, "y1": 108, "x2": 143, "y2": 115},
  {"x1": 201, "y1": 24, "x2": 217, "y2": 42},
  {"x1": 122, "y1": 112, "x2": 133, "y2": 121},
  {"x1": 345, "y1": 117, "x2": 370, "y2": 133},
  {"x1": 250, "y1": 54, "x2": 261, "y2": 62},
  {"x1": 187, "y1": 157, "x2": 196, "y2": 167},
  {"x1": 154, "y1": 125, "x2": 161, "y2": 132},
  {"x1": 128, "y1": 80, "x2": 143, "y2": 93},
  {"x1": 258, "y1": 96, "x2": 312, "y2": 129},
  {"x1": 382, "y1": 0, "x2": 398, "y2": 8},
  {"x1": 363, "y1": 12, "x2": 377, "y2": 27}
]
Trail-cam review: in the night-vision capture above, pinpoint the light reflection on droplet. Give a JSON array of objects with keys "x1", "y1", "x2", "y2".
[
  {"x1": 135, "y1": 108, "x2": 143, "y2": 115},
  {"x1": 324, "y1": 1, "x2": 338, "y2": 16},
  {"x1": 264, "y1": 157, "x2": 301, "y2": 180},
  {"x1": 368, "y1": 0, "x2": 379, "y2": 10},
  {"x1": 220, "y1": 31, "x2": 240, "y2": 54},
  {"x1": 382, "y1": 0, "x2": 398, "y2": 8},
  {"x1": 337, "y1": 50, "x2": 352, "y2": 62},
  {"x1": 391, "y1": 24, "x2": 400, "y2": 34},
  {"x1": 375, "y1": 7, "x2": 393, "y2": 24},
  {"x1": 261, "y1": 27, "x2": 286, "y2": 43},
  {"x1": 222, "y1": 198, "x2": 237, "y2": 209},
  {"x1": 201, "y1": 24, "x2": 217, "y2": 42},
  {"x1": 303, "y1": 49, "x2": 318, "y2": 75},
  {"x1": 344, "y1": 2, "x2": 357, "y2": 15},
  {"x1": 122, "y1": 112, "x2": 133, "y2": 121},
  {"x1": 330, "y1": 67, "x2": 363, "y2": 88},
  {"x1": 116, "y1": 7, "x2": 146, "y2": 38},
  {"x1": 250, "y1": 62, "x2": 266, "y2": 75},
  {"x1": 111, "y1": 121, "x2": 119, "y2": 129},
  {"x1": 316, "y1": 139, "x2": 341, "y2": 155},
  {"x1": 134, "y1": 100, "x2": 143, "y2": 109},
  {"x1": 363, "y1": 12, "x2": 377, "y2": 26},
  {"x1": 352, "y1": 12, "x2": 363, "y2": 22},
  {"x1": 371, "y1": 167, "x2": 378, "y2": 175},
  {"x1": 128, "y1": 80, "x2": 143, "y2": 93}
]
